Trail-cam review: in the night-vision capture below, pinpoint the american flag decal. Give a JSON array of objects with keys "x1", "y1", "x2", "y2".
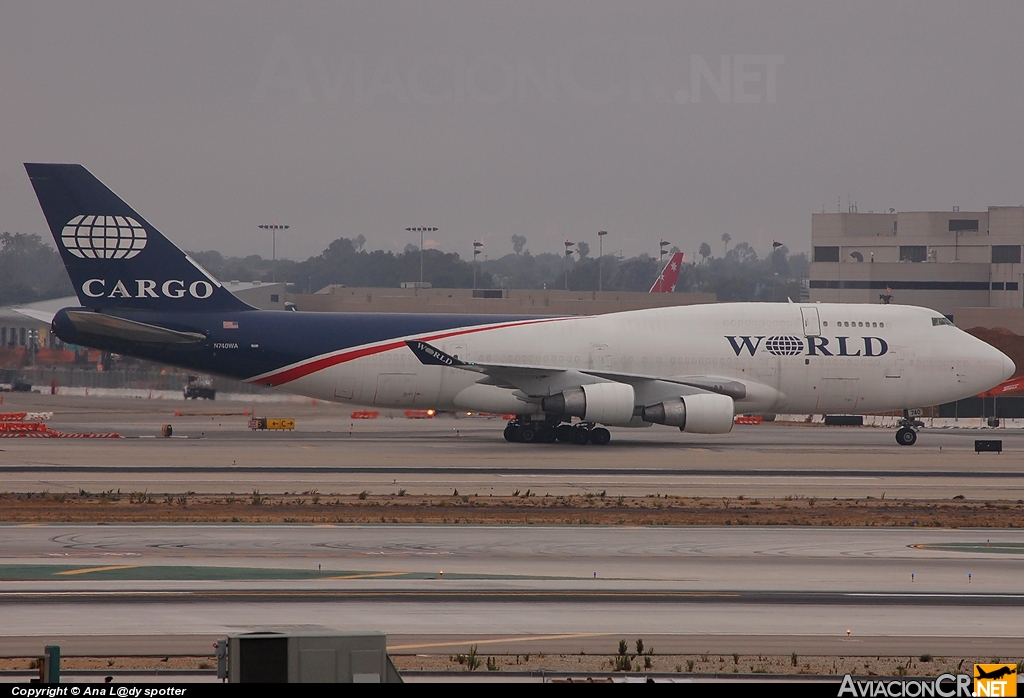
[{"x1": 223, "y1": 321, "x2": 238, "y2": 329}]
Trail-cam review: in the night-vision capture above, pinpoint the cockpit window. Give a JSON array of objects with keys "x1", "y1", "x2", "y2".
[{"x1": 932, "y1": 317, "x2": 953, "y2": 326}]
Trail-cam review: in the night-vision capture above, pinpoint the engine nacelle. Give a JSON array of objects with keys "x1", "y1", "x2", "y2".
[
  {"x1": 541, "y1": 382, "x2": 635, "y2": 425},
  {"x1": 641, "y1": 393, "x2": 735, "y2": 434}
]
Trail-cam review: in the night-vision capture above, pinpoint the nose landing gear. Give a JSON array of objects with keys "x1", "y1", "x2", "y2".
[
  {"x1": 895, "y1": 411, "x2": 924, "y2": 446},
  {"x1": 895, "y1": 427, "x2": 917, "y2": 446}
]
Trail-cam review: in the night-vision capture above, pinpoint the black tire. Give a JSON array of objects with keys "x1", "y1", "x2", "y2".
[
  {"x1": 896, "y1": 428, "x2": 917, "y2": 446},
  {"x1": 556, "y1": 424, "x2": 574, "y2": 442},
  {"x1": 571, "y1": 427, "x2": 591, "y2": 445},
  {"x1": 539, "y1": 427, "x2": 558, "y2": 443},
  {"x1": 590, "y1": 427, "x2": 611, "y2": 446},
  {"x1": 503, "y1": 425, "x2": 518, "y2": 442},
  {"x1": 519, "y1": 426, "x2": 537, "y2": 443}
]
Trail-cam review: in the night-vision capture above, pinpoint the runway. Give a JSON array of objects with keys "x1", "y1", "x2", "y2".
[
  {"x1": 2, "y1": 394, "x2": 1023, "y2": 663},
  {"x1": 1, "y1": 394, "x2": 1023, "y2": 499},
  {"x1": 1, "y1": 524, "x2": 1022, "y2": 658}
]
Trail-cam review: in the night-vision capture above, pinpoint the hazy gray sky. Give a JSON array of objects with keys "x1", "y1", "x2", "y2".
[{"x1": 2, "y1": 2, "x2": 1022, "y2": 264}]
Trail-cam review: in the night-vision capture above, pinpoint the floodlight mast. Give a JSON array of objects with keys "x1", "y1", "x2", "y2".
[
  {"x1": 564, "y1": 239, "x2": 575, "y2": 290},
  {"x1": 258, "y1": 224, "x2": 289, "y2": 282},
  {"x1": 405, "y1": 227, "x2": 438, "y2": 286},
  {"x1": 771, "y1": 238, "x2": 784, "y2": 301},
  {"x1": 472, "y1": 239, "x2": 483, "y2": 289}
]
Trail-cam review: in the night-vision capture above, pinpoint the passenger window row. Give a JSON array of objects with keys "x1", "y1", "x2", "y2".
[{"x1": 821, "y1": 321, "x2": 884, "y2": 328}]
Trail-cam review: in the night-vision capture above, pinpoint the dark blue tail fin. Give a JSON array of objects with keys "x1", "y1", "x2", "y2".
[{"x1": 25, "y1": 163, "x2": 251, "y2": 312}]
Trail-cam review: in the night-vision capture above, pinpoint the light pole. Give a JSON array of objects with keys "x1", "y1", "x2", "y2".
[
  {"x1": 659, "y1": 238, "x2": 670, "y2": 265},
  {"x1": 564, "y1": 239, "x2": 575, "y2": 290},
  {"x1": 405, "y1": 227, "x2": 437, "y2": 286},
  {"x1": 472, "y1": 239, "x2": 483, "y2": 289},
  {"x1": 597, "y1": 230, "x2": 608, "y2": 292},
  {"x1": 771, "y1": 238, "x2": 783, "y2": 301},
  {"x1": 258, "y1": 224, "x2": 289, "y2": 282}
]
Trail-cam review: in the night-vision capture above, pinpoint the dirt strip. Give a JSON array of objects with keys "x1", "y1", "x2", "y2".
[
  {"x1": 1, "y1": 491, "x2": 1022, "y2": 526},
  {"x1": 0, "y1": 654, "x2": 1015, "y2": 677}
]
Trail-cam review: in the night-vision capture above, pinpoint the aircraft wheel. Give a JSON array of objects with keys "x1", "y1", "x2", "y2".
[
  {"x1": 590, "y1": 428, "x2": 611, "y2": 446},
  {"x1": 539, "y1": 427, "x2": 558, "y2": 443},
  {"x1": 518, "y1": 426, "x2": 537, "y2": 443},
  {"x1": 503, "y1": 425, "x2": 518, "y2": 442},
  {"x1": 895, "y1": 427, "x2": 917, "y2": 446},
  {"x1": 571, "y1": 427, "x2": 591, "y2": 445},
  {"x1": 556, "y1": 424, "x2": 574, "y2": 442}
]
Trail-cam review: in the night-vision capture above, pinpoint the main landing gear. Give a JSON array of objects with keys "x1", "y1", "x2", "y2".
[
  {"x1": 895, "y1": 411, "x2": 924, "y2": 446},
  {"x1": 504, "y1": 418, "x2": 611, "y2": 445}
]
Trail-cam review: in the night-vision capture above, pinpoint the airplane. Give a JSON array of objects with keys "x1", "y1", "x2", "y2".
[
  {"x1": 25, "y1": 163, "x2": 1015, "y2": 447},
  {"x1": 975, "y1": 666, "x2": 1016, "y2": 680},
  {"x1": 650, "y1": 251, "x2": 684, "y2": 293}
]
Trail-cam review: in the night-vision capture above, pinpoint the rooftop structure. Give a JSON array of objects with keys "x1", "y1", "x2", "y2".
[{"x1": 809, "y1": 206, "x2": 1024, "y2": 317}]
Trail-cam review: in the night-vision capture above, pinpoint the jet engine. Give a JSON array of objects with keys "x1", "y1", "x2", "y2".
[
  {"x1": 541, "y1": 382, "x2": 635, "y2": 425},
  {"x1": 641, "y1": 393, "x2": 735, "y2": 433}
]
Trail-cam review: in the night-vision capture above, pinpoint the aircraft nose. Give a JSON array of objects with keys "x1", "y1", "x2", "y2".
[{"x1": 1000, "y1": 351, "x2": 1016, "y2": 382}]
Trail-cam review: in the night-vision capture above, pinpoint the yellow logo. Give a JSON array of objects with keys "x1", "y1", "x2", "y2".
[{"x1": 974, "y1": 664, "x2": 1017, "y2": 697}]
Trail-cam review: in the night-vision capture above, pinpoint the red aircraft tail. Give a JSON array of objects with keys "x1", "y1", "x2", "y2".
[{"x1": 650, "y1": 251, "x2": 684, "y2": 293}]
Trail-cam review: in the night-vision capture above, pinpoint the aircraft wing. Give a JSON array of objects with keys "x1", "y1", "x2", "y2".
[{"x1": 405, "y1": 339, "x2": 746, "y2": 401}]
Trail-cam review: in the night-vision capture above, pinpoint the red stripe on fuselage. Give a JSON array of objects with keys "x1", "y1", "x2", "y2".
[{"x1": 251, "y1": 316, "x2": 571, "y2": 387}]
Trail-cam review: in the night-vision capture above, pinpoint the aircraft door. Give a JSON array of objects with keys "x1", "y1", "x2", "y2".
[
  {"x1": 590, "y1": 344, "x2": 612, "y2": 371},
  {"x1": 333, "y1": 371, "x2": 361, "y2": 400},
  {"x1": 884, "y1": 348, "x2": 904, "y2": 379},
  {"x1": 438, "y1": 341, "x2": 471, "y2": 400},
  {"x1": 444, "y1": 342, "x2": 469, "y2": 361},
  {"x1": 372, "y1": 373, "x2": 418, "y2": 406},
  {"x1": 800, "y1": 307, "x2": 821, "y2": 336}
]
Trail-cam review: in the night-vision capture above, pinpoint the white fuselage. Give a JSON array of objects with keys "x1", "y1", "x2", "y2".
[{"x1": 270, "y1": 303, "x2": 1013, "y2": 421}]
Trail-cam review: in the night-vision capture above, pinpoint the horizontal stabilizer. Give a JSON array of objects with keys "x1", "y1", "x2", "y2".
[
  {"x1": 13, "y1": 308, "x2": 58, "y2": 325},
  {"x1": 63, "y1": 310, "x2": 206, "y2": 344}
]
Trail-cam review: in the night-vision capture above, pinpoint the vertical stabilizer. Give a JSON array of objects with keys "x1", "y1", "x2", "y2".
[
  {"x1": 650, "y1": 251, "x2": 684, "y2": 293},
  {"x1": 25, "y1": 163, "x2": 250, "y2": 312}
]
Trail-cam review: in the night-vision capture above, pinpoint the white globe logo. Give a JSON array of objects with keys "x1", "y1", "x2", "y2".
[{"x1": 61, "y1": 215, "x2": 147, "y2": 259}]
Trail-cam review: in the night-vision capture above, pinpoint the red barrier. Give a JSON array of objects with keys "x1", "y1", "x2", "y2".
[
  {"x1": 0, "y1": 422, "x2": 47, "y2": 432},
  {"x1": 350, "y1": 410, "x2": 379, "y2": 419},
  {"x1": 734, "y1": 415, "x2": 764, "y2": 425},
  {"x1": 0, "y1": 421, "x2": 119, "y2": 438},
  {"x1": 404, "y1": 410, "x2": 435, "y2": 419},
  {"x1": 0, "y1": 432, "x2": 120, "y2": 438}
]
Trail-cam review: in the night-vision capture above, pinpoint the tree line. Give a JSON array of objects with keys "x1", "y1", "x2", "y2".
[
  {"x1": 0, "y1": 231, "x2": 807, "y2": 305},
  {"x1": 0, "y1": 232, "x2": 74, "y2": 305}
]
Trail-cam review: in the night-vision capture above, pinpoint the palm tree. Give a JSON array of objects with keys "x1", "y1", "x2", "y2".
[{"x1": 721, "y1": 233, "x2": 732, "y2": 255}]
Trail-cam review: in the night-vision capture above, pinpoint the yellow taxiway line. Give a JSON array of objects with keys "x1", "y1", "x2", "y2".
[
  {"x1": 55, "y1": 565, "x2": 141, "y2": 576},
  {"x1": 320, "y1": 571, "x2": 407, "y2": 580},
  {"x1": 388, "y1": 633, "x2": 614, "y2": 651}
]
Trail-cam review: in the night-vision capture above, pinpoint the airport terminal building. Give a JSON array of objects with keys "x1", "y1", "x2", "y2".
[{"x1": 809, "y1": 206, "x2": 1024, "y2": 319}]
